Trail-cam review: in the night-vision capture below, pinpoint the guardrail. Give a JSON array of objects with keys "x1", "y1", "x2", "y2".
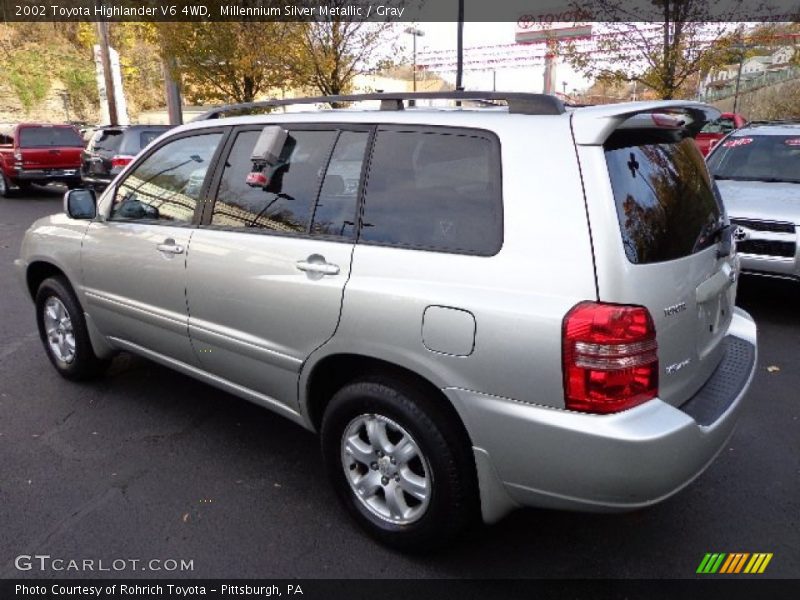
[{"x1": 700, "y1": 66, "x2": 800, "y2": 102}]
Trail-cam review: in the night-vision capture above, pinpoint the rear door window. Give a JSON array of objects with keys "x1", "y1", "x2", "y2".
[
  {"x1": 19, "y1": 126, "x2": 84, "y2": 148},
  {"x1": 605, "y1": 137, "x2": 722, "y2": 264},
  {"x1": 360, "y1": 128, "x2": 502, "y2": 255},
  {"x1": 210, "y1": 129, "x2": 339, "y2": 234}
]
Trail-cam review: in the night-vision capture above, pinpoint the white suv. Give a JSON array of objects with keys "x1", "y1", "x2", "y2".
[{"x1": 16, "y1": 92, "x2": 757, "y2": 549}]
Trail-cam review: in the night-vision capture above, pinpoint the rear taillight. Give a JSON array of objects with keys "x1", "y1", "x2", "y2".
[
  {"x1": 111, "y1": 155, "x2": 134, "y2": 169},
  {"x1": 562, "y1": 302, "x2": 658, "y2": 414}
]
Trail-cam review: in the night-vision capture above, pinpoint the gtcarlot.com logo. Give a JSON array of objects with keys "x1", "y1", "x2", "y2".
[
  {"x1": 696, "y1": 552, "x2": 773, "y2": 574},
  {"x1": 15, "y1": 554, "x2": 194, "y2": 572}
]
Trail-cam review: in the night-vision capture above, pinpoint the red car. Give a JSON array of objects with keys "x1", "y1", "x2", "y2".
[
  {"x1": 0, "y1": 123, "x2": 84, "y2": 197},
  {"x1": 694, "y1": 112, "x2": 747, "y2": 156}
]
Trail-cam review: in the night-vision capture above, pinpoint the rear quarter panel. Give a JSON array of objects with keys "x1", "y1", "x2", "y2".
[{"x1": 302, "y1": 115, "x2": 598, "y2": 411}]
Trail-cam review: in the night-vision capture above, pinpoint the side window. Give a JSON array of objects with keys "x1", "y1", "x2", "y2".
[
  {"x1": 311, "y1": 130, "x2": 369, "y2": 237},
  {"x1": 211, "y1": 129, "x2": 337, "y2": 233},
  {"x1": 110, "y1": 132, "x2": 222, "y2": 223},
  {"x1": 361, "y1": 129, "x2": 502, "y2": 255}
]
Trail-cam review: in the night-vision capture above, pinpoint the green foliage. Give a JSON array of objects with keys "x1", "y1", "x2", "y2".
[
  {"x1": 6, "y1": 50, "x2": 51, "y2": 113},
  {"x1": 58, "y1": 62, "x2": 97, "y2": 121}
]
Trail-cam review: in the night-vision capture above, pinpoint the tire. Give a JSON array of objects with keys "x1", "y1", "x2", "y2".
[
  {"x1": 0, "y1": 171, "x2": 13, "y2": 197},
  {"x1": 66, "y1": 178, "x2": 82, "y2": 190},
  {"x1": 35, "y1": 276, "x2": 109, "y2": 381},
  {"x1": 321, "y1": 376, "x2": 479, "y2": 551}
]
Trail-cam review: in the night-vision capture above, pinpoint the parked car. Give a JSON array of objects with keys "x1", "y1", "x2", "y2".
[
  {"x1": 16, "y1": 92, "x2": 757, "y2": 550},
  {"x1": 0, "y1": 123, "x2": 84, "y2": 196},
  {"x1": 707, "y1": 120, "x2": 800, "y2": 281},
  {"x1": 695, "y1": 112, "x2": 747, "y2": 156},
  {"x1": 81, "y1": 125, "x2": 171, "y2": 189}
]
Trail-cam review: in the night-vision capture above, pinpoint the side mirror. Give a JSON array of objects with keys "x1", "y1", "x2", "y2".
[{"x1": 64, "y1": 188, "x2": 96, "y2": 220}]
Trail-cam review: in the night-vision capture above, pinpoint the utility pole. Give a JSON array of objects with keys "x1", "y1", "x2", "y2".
[
  {"x1": 404, "y1": 27, "x2": 425, "y2": 92},
  {"x1": 733, "y1": 43, "x2": 746, "y2": 114},
  {"x1": 163, "y1": 57, "x2": 183, "y2": 126},
  {"x1": 456, "y1": 0, "x2": 464, "y2": 92},
  {"x1": 96, "y1": 21, "x2": 118, "y2": 126}
]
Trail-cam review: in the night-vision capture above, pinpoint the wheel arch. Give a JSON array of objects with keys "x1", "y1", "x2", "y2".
[
  {"x1": 303, "y1": 353, "x2": 473, "y2": 446},
  {"x1": 27, "y1": 260, "x2": 115, "y2": 359},
  {"x1": 26, "y1": 260, "x2": 71, "y2": 301}
]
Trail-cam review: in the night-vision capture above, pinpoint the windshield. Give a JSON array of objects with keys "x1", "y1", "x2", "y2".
[
  {"x1": 707, "y1": 134, "x2": 800, "y2": 183},
  {"x1": 19, "y1": 126, "x2": 84, "y2": 148}
]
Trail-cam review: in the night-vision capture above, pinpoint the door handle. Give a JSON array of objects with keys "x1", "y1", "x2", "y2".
[
  {"x1": 296, "y1": 257, "x2": 339, "y2": 276},
  {"x1": 157, "y1": 239, "x2": 184, "y2": 255}
]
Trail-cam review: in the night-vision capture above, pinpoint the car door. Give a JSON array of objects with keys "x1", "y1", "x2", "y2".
[
  {"x1": 81, "y1": 129, "x2": 226, "y2": 366},
  {"x1": 185, "y1": 124, "x2": 371, "y2": 410}
]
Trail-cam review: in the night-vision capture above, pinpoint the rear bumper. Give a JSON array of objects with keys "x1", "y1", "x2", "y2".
[
  {"x1": 16, "y1": 168, "x2": 80, "y2": 182},
  {"x1": 447, "y1": 308, "x2": 757, "y2": 522},
  {"x1": 80, "y1": 174, "x2": 112, "y2": 187}
]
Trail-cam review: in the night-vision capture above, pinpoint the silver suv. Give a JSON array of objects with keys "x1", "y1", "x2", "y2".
[
  {"x1": 16, "y1": 92, "x2": 757, "y2": 550},
  {"x1": 707, "y1": 120, "x2": 800, "y2": 281}
]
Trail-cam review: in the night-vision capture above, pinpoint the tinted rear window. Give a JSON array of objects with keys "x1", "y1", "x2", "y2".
[
  {"x1": 90, "y1": 130, "x2": 123, "y2": 154},
  {"x1": 605, "y1": 137, "x2": 722, "y2": 264},
  {"x1": 700, "y1": 117, "x2": 735, "y2": 135},
  {"x1": 706, "y1": 134, "x2": 800, "y2": 183},
  {"x1": 137, "y1": 130, "x2": 166, "y2": 150},
  {"x1": 19, "y1": 127, "x2": 84, "y2": 148},
  {"x1": 360, "y1": 129, "x2": 502, "y2": 255}
]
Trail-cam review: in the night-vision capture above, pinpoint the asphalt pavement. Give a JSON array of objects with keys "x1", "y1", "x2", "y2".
[{"x1": 1, "y1": 187, "x2": 798, "y2": 579}]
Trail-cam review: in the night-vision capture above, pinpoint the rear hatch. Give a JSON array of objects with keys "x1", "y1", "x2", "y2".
[
  {"x1": 82, "y1": 128, "x2": 124, "y2": 177},
  {"x1": 572, "y1": 102, "x2": 737, "y2": 408},
  {"x1": 18, "y1": 125, "x2": 83, "y2": 169}
]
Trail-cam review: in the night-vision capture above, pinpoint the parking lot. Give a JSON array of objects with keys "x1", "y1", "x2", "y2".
[{"x1": 1, "y1": 187, "x2": 798, "y2": 579}]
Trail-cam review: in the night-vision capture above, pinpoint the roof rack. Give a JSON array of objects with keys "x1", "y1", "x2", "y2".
[{"x1": 194, "y1": 91, "x2": 566, "y2": 121}]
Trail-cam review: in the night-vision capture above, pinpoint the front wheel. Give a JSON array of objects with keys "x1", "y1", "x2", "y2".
[
  {"x1": 35, "y1": 276, "x2": 109, "y2": 381},
  {"x1": 321, "y1": 377, "x2": 479, "y2": 550}
]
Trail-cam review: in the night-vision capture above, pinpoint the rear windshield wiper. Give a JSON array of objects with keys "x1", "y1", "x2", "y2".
[{"x1": 696, "y1": 220, "x2": 733, "y2": 258}]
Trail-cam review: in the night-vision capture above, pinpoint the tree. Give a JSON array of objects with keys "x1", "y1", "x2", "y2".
[
  {"x1": 562, "y1": 0, "x2": 745, "y2": 99},
  {"x1": 290, "y1": 2, "x2": 400, "y2": 99},
  {"x1": 155, "y1": 22, "x2": 304, "y2": 104}
]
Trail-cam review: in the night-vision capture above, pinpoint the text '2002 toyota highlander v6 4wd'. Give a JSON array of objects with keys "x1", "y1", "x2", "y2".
[{"x1": 16, "y1": 92, "x2": 757, "y2": 550}]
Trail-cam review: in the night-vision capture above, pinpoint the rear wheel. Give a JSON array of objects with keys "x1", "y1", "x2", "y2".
[
  {"x1": 321, "y1": 377, "x2": 479, "y2": 550},
  {"x1": 35, "y1": 276, "x2": 109, "y2": 381},
  {"x1": 0, "y1": 172, "x2": 13, "y2": 197}
]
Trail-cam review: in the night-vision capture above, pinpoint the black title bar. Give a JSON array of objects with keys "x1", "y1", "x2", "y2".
[{"x1": 1, "y1": 0, "x2": 799, "y2": 22}]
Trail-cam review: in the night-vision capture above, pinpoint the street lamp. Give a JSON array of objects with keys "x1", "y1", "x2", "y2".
[{"x1": 404, "y1": 27, "x2": 425, "y2": 93}]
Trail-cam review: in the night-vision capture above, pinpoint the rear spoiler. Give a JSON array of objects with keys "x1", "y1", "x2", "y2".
[{"x1": 570, "y1": 101, "x2": 721, "y2": 146}]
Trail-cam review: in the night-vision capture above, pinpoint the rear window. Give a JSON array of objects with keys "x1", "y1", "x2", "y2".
[
  {"x1": 19, "y1": 126, "x2": 84, "y2": 148},
  {"x1": 89, "y1": 130, "x2": 123, "y2": 154},
  {"x1": 700, "y1": 117, "x2": 736, "y2": 135},
  {"x1": 605, "y1": 137, "x2": 722, "y2": 264},
  {"x1": 360, "y1": 128, "x2": 502, "y2": 255},
  {"x1": 706, "y1": 134, "x2": 800, "y2": 183}
]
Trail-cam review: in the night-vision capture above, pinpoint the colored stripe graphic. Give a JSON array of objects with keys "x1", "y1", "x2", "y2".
[
  {"x1": 719, "y1": 554, "x2": 736, "y2": 573},
  {"x1": 697, "y1": 553, "x2": 727, "y2": 573},
  {"x1": 698, "y1": 552, "x2": 772, "y2": 574},
  {"x1": 733, "y1": 553, "x2": 750, "y2": 573},
  {"x1": 744, "y1": 553, "x2": 774, "y2": 574}
]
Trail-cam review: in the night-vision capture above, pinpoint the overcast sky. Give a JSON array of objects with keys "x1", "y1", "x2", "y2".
[{"x1": 402, "y1": 22, "x2": 592, "y2": 94}]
